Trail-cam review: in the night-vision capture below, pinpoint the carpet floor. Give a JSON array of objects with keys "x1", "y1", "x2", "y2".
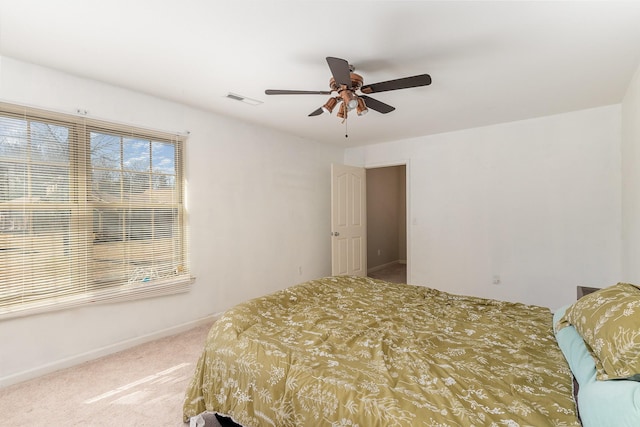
[{"x1": 0, "y1": 320, "x2": 218, "y2": 427}]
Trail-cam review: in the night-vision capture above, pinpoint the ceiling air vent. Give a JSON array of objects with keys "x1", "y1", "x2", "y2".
[{"x1": 225, "y1": 92, "x2": 263, "y2": 106}]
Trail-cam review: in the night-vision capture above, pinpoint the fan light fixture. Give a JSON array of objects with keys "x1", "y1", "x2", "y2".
[
  {"x1": 322, "y1": 97, "x2": 339, "y2": 114},
  {"x1": 336, "y1": 102, "x2": 347, "y2": 119},
  {"x1": 341, "y1": 90, "x2": 358, "y2": 110},
  {"x1": 356, "y1": 97, "x2": 368, "y2": 116}
]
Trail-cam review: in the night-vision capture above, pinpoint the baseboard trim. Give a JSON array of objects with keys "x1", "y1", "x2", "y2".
[{"x1": 0, "y1": 313, "x2": 221, "y2": 388}]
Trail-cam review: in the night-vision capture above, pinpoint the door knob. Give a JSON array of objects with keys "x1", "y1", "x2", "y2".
[{"x1": 331, "y1": 231, "x2": 340, "y2": 236}]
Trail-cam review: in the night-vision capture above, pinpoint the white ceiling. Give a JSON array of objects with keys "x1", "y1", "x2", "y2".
[{"x1": 1, "y1": 1, "x2": 640, "y2": 147}]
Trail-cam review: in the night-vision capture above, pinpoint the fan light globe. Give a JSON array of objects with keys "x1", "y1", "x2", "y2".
[{"x1": 341, "y1": 90, "x2": 358, "y2": 111}]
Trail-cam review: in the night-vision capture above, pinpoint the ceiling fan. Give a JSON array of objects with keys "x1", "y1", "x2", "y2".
[{"x1": 265, "y1": 57, "x2": 432, "y2": 120}]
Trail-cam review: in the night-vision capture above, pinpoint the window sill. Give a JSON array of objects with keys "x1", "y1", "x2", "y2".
[{"x1": 0, "y1": 275, "x2": 196, "y2": 320}]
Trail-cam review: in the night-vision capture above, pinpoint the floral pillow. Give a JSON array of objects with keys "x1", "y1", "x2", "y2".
[{"x1": 557, "y1": 282, "x2": 640, "y2": 381}]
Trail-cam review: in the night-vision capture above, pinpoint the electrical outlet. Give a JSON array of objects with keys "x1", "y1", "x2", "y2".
[{"x1": 492, "y1": 275, "x2": 501, "y2": 285}]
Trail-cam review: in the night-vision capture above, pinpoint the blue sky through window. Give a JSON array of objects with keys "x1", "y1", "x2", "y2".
[{"x1": 91, "y1": 132, "x2": 175, "y2": 176}]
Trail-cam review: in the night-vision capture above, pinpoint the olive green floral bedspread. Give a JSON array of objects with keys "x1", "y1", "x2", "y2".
[{"x1": 183, "y1": 276, "x2": 579, "y2": 426}]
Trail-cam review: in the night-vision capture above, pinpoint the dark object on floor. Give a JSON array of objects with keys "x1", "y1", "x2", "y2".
[{"x1": 216, "y1": 414, "x2": 242, "y2": 427}]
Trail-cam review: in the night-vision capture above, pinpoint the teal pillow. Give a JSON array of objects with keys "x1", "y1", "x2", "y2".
[
  {"x1": 554, "y1": 306, "x2": 640, "y2": 427},
  {"x1": 554, "y1": 306, "x2": 597, "y2": 385}
]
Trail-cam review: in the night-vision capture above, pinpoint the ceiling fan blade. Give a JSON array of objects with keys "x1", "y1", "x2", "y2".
[
  {"x1": 326, "y1": 57, "x2": 352, "y2": 88},
  {"x1": 308, "y1": 107, "x2": 324, "y2": 117},
  {"x1": 360, "y1": 74, "x2": 431, "y2": 94},
  {"x1": 359, "y1": 95, "x2": 395, "y2": 114},
  {"x1": 266, "y1": 89, "x2": 332, "y2": 95}
]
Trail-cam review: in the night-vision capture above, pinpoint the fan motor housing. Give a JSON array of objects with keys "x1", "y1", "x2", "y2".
[{"x1": 329, "y1": 73, "x2": 363, "y2": 92}]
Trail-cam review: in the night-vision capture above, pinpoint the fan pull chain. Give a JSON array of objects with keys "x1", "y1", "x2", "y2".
[{"x1": 344, "y1": 118, "x2": 348, "y2": 138}]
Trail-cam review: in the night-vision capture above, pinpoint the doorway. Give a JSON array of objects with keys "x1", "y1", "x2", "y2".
[{"x1": 366, "y1": 165, "x2": 407, "y2": 283}]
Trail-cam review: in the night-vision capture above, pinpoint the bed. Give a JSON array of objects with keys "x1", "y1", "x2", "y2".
[{"x1": 183, "y1": 276, "x2": 640, "y2": 427}]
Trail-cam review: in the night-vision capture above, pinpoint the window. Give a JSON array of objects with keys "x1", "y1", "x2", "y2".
[{"x1": 0, "y1": 103, "x2": 191, "y2": 318}]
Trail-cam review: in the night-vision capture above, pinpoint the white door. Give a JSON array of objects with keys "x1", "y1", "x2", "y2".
[{"x1": 331, "y1": 164, "x2": 366, "y2": 276}]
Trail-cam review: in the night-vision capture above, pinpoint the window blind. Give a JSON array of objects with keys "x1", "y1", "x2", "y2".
[{"x1": 0, "y1": 102, "x2": 192, "y2": 319}]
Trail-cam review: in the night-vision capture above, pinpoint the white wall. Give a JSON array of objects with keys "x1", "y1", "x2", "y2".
[
  {"x1": 346, "y1": 106, "x2": 622, "y2": 308},
  {"x1": 0, "y1": 57, "x2": 342, "y2": 385},
  {"x1": 622, "y1": 63, "x2": 640, "y2": 282}
]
